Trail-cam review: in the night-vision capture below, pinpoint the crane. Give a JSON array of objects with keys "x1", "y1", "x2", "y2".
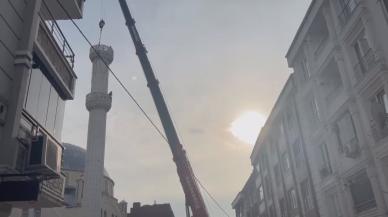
[{"x1": 117, "y1": 1, "x2": 210, "y2": 217}]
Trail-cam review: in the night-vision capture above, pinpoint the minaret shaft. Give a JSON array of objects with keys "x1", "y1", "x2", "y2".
[{"x1": 83, "y1": 44, "x2": 114, "y2": 217}]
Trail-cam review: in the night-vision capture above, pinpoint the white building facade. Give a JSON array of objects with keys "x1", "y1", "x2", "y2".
[
  {"x1": 0, "y1": 0, "x2": 84, "y2": 216},
  {"x1": 233, "y1": 0, "x2": 388, "y2": 217}
]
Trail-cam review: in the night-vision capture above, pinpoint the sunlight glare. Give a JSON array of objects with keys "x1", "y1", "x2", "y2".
[{"x1": 230, "y1": 111, "x2": 267, "y2": 146}]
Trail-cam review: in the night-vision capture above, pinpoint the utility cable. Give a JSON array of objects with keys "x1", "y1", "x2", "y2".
[
  {"x1": 46, "y1": 1, "x2": 230, "y2": 216},
  {"x1": 194, "y1": 175, "x2": 231, "y2": 217}
]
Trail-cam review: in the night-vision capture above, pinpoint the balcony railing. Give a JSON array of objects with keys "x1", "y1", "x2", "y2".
[
  {"x1": 353, "y1": 48, "x2": 378, "y2": 82},
  {"x1": 338, "y1": 0, "x2": 358, "y2": 25},
  {"x1": 36, "y1": 18, "x2": 77, "y2": 99},
  {"x1": 45, "y1": 20, "x2": 75, "y2": 68}
]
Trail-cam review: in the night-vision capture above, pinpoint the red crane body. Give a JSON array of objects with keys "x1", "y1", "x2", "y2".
[{"x1": 118, "y1": 1, "x2": 209, "y2": 217}]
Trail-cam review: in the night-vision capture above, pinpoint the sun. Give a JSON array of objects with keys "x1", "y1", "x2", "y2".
[{"x1": 229, "y1": 111, "x2": 267, "y2": 146}]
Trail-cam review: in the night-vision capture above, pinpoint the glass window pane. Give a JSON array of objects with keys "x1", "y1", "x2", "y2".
[
  {"x1": 338, "y1": 113, "x2": 356, "y2": 145},
  {"x1": 37, "y1": 75, "x2": 51, "y2": 124},
  {"x1": 25, "y1": 69, "x2": 43, "y2": 119},
  {"x1": 384, "y1": 0, "x2": 388, "y2": 12},
  {"x1": 46, "y1": 87, "x2": 58, "y2": 134},
  {"x1": 54, "y1": 98, "x2": 65, "y2": 140},
  {"x1": 349, "y1": 172, "x2": 377, "y2": 212}
]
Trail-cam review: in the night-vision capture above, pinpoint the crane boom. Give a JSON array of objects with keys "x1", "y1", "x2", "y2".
[{"x1": 118, "y1": 1, "x2": 209, "y2": 217}]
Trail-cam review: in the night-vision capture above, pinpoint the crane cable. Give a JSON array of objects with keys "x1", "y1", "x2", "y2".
[
  {"x1": 98, "y1": 0, "x2": 105, "y2": 45},
  {"x1": 46, "y1": 1, "x2": 230, "y2": 216}
]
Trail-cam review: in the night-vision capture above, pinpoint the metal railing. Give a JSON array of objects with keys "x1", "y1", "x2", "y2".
[
  {"x1": 338, "y1": 0, "x2": 358, "y2": 25},
  {"x1": 45, "y1": 20, "x2": 75, "y2": 68}
]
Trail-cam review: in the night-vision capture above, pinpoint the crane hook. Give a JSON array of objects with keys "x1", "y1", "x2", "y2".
[{"x1": 98, "y1": 19, "x2": 105, "y2": 45}]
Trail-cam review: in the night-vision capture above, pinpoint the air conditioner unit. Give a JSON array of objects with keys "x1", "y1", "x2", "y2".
[{"x1": 25, "y1": 132, "x2": 63, "y2": 178}]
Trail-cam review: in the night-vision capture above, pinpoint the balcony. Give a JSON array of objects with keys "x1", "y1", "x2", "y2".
[
  {"x1": 40, "y1": 0, "x2": 84, "y2": 20},
  {"x1": 34, "y1": 18, "x2": 77, "y2": 100}
]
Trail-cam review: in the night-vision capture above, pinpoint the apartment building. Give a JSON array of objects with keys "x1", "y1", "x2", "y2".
[
  {"x1": 233, "y1": 0, "x2": 388, "y2": 217},
  {"x1": 0, "y1": 0, "x2": 84, "y2": 216}
]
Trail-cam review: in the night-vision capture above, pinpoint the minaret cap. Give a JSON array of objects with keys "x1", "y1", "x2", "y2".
[{"x1": 89, "y1": 44, "x2": 114, "y2": 65}]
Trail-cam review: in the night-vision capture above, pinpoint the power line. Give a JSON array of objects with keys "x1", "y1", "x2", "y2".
[
  {"x1": 195, "y1": 176, "x2": 231, "y2": 217},
  {"x1": 46, "y1": 1, "x2": 229, "y2": 216}
]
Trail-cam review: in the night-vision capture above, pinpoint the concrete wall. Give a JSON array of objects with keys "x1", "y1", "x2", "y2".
[{"x1": 0, "y1": 0, "x2": 26, "y2": 146}]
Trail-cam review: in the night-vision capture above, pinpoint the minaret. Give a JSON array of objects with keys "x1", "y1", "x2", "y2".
[{"x1": 83, "y1": 44, "x2": 113, "y2": 217}]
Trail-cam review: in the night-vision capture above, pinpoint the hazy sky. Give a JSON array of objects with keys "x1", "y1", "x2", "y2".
[{"x1": 60, "y1": 1, "x2": 311, "y2": 216}]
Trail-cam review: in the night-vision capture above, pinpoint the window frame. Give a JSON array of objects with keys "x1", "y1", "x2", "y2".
[
  {"x1": 24, "y1": 58, "x2": 66, "y2": 140},
  {"x1": 348, "y1": 171, "x2": 377, "y2": 213},
  {"x1": 274, "y1": 163, "x2": 281, "y2": 186},
  {"x1": 318, "y1": 143, "x2": 332, "y2": 177},
  {"x1": 382, "y1": 0, "x2": 388, "y2": 17},
  {"x1": 335, "y1": 111, "x2": 358, "y2": 153},
  {"x1": 375, "y1": 89, "x2": 388, "y2": 114}
]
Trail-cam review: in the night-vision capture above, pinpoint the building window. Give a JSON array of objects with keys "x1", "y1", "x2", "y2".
[
  {"x1": 303, "y1": 96, "x2": 320, "y2": 130},
  {"x1": 268, "y1": 205, "x2": 276, "y2": 217},
  {"x1": 370, "y1": 89, "x2": 388, "y2": 139},
  {"x1": 264, "y1": 176, "x2": 272, "y2": 200},
  {"x1": 326, "y1": 192, "x2": 342, "y2": 217},
  {"x1": 300, "y1": 179, "x2": 313, "y2": 211},
  {"x1": 76, "y1": 179, "x2": 84, "y2": 201},
  {"x1": 282, "y1": 152, "x2": 291, "y2": 174},
  {"x1": 258, "y1": 184, "x2": 264, "y2": 203},
  {"x1": 353, "y1": 31, "x2": 374, "y2": 76},
  {"x1": 338, "y1": 0, "x2": 357, "y2": 24},
  {"x1": 375, "y1": 90, "x2": 388, "y2": 112},
  {"x1": 279, "y1": 198, "x2": 287, "y2": 217},
  {"x1": 274, "y1": 164, "x2": 281, "y2": 186},
  {"x1": 300, "y1": 56, "x2": 311, "y2": 81},
  {"x1": 334, "y1": 111, "x2": 359, "y2": 158},
  {"x1": 383, "y1": 0, "x2": 388, "y2": 15},
  {"x1": 311, "y1": 98, "x2": 320, "y2": 122},
  {"x1": 261, "y1": 151, "x2": 268, "y2": 172},
  {"x1": 292, "y1": 141, "x2": 302, "y2": 167},
  {"x1": 349, "y1": 171, "x2": 377, "y2": 213},
  {"x1": 288, "y1": 188, "x2": 298, "y2": 210},
  {"x1": 318, "y1": 143, "x2": 332, "y2": 178},
  {"x1": 255, "y1": 161, "x2": 261, "y2": 174},
  {"x1": 286, "y1": 110, "x2": 296, "y2": 132},
  {"x1": 24, "y1": 59, "x2": 65, "y2": 140}
]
